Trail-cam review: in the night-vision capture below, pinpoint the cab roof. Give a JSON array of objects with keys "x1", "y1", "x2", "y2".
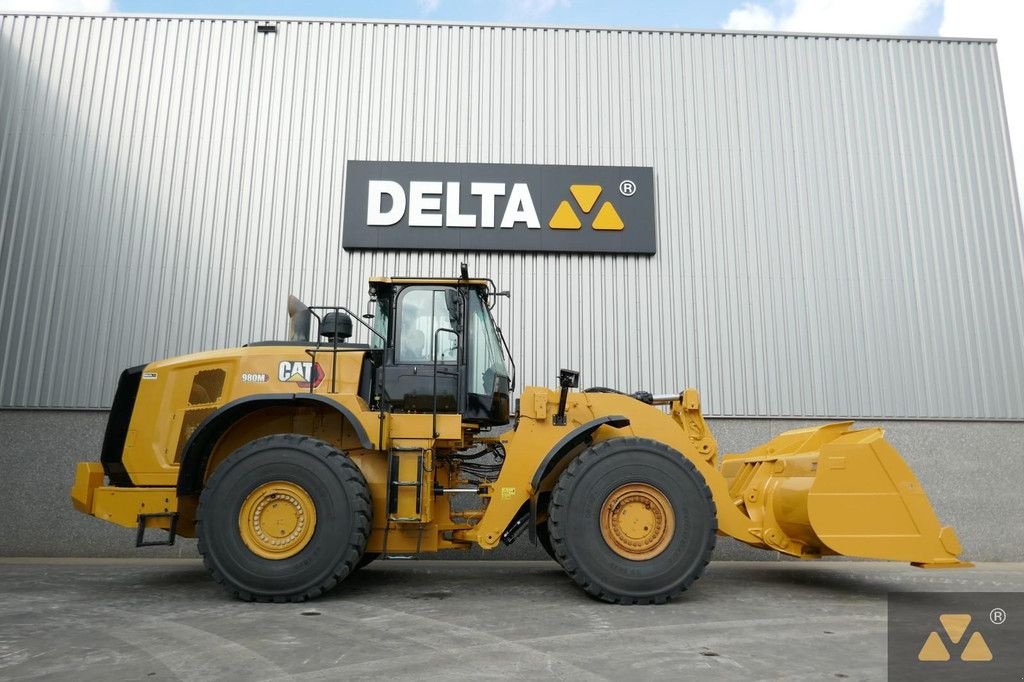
[{"x1": 368, "y1": 277, "x2": 492, "y2": 287}]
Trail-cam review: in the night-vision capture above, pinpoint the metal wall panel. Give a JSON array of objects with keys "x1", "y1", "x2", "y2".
[{"x1": 1, "y1": 14, "x2": 1022, "y2": 418}]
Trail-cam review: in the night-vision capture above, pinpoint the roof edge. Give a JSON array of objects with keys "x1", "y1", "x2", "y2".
[{"x1": 0, "y1": 11, "x2": 998, "y2": 44}]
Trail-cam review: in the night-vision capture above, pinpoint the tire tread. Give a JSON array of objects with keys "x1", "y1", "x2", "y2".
[
  {"x1": 547, "y1": 438, "x2": 717, "y2": 605},
  {"x1": 196, "y1": 434, "x2": 371, "y2": 603}
]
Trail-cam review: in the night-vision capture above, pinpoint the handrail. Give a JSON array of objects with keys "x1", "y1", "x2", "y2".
[
  {"x1": 303, "y1": 305, "x2": 387, "y2": 395},
  {"x1": 431, "y1": 327, "x2": 459, "y2": 438}
]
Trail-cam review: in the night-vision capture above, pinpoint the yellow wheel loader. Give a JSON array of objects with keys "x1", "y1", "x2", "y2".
[{"x1": 70, "y1": 268, "x2": 970, "y2": 604}]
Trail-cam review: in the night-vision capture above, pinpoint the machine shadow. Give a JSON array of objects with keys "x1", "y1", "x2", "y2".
[
  {"x1": 124, "y1": 558, "x2": 915, "y2": 606},
  {"x1": 321, "y1": 560, "x2": 584, "y2": 602},
  {"x1": 706, "y1": 562, "x2": 920, "y2": 599}
]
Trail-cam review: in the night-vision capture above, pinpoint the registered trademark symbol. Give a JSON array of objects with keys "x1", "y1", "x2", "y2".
[
  {"x1": 990, "y1": 607, "x2": 1006, "y2": 625},
  {"x1": 619, "y1": 179, "x2": 636, "y2": 197}
]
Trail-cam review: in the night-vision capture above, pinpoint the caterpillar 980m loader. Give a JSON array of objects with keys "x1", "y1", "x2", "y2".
[{"x1": 71, "y1": 269, "x2": 970, "y2": 604}]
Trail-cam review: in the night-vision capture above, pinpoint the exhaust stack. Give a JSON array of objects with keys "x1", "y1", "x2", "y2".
[{"x1": 287, "y1": 295, "x2": 311, "y2": 341}]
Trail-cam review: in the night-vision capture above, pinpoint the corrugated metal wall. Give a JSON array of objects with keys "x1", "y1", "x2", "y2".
[{"x1": 1, "y1": 14, "x2": 1022, "y2": 418}]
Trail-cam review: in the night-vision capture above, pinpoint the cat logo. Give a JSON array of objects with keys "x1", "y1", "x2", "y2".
[
  {"x1": 278, "y1": 361, "x2": 324, "y2": 389},
  {"x1": 917, "y1": 613, "x2": 993, "y2": 662}
]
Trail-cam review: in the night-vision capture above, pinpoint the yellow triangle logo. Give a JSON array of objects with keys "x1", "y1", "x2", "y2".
[
  {"x1": 548, "y1": 200, "x2": 581, "y2": 229},
  {"x1": 591, "y1": 201, "x2": 624, "y2": 231},
  {"x1": 917, "y1": 631, "x2": 950, "y2": 661},
  {"x1": 939, "y1": 614, "x2": 971, "y2": 644},
  {"x1": 569, "y1": 184, "x2": 602, "y2": 213},
  {"x1": 960, "y1": 632, "x2": 993, "y2": 662}
]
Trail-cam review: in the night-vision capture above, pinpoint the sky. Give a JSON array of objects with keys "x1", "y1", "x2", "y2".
[
  {"x1": 0, "y1": 0, "x2": 948, "y2": 33},
  {"x1": 0, "y1": 0, "x2": 1020, "y2": 202}
]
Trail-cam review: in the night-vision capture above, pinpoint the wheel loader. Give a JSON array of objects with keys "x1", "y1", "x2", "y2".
[{"x1": 70, "y1": 267, "x2": 970, "y2": 604}]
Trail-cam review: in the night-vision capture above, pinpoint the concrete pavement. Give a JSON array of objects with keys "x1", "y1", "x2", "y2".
[{"x1": 0, "y1": 559, "x2": 1022, "y2": 681}]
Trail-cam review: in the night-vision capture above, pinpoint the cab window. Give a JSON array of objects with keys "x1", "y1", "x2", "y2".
[
  {"x1": 467, "y1": 292, "x2": 509, "y2": 394},
  {"x1": 397, "y1": 287, "x2": 458, "y2": 364},
  {"x1": 370, "y1": 298, "x2": 388, "y2": 350}
]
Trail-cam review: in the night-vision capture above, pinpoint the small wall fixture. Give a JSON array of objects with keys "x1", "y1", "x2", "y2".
[{"x1": 256, "y1": 24, "x2": 277, "y2": 35}]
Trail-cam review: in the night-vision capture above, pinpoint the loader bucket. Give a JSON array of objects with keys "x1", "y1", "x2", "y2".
[{"x1": 720, "y1": 422, "x2": 970, "y2": 567}]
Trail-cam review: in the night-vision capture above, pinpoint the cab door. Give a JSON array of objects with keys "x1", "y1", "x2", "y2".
[{"x1": 381, "y1": 286, "x2": 463, "y2": 413}]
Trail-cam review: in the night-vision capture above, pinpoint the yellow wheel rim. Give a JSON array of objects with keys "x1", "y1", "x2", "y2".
[
  {"x1": 238, "y1": 481, "x2": 317, "y2": 560},
  {"x1": 600, "y1": 483, "x2": 675, "y2": 560}
]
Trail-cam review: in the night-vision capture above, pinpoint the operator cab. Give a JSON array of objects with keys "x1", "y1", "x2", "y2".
[{"x1": 368, "y1": 275, "x2": 513, "y2": 427}]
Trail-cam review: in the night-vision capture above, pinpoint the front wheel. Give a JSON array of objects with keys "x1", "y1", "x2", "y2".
[
  {"x1": 197, "y1": 434, "x2": 371, "y2": 602},
  {"x1": 547, "y1": 437, "x2": 717, "y2": 604},
  {"x1": 536, "y1": 520, "x2": 560, "y2": 564}
]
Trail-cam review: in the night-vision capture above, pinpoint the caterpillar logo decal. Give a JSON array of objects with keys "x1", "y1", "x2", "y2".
[
  {"x1": 343, "y1": 160, "x2": 655, "y2": 255},
  {"x1": 278, "y1": 361, "x2": 324, "y2": 389},
  {"x1": 917, "y1": 614, "x2": 993, "y2": 662}
]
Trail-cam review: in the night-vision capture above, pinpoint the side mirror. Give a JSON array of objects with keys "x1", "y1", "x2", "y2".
[
  {"x1": 554, "y1": 368, "x2": 580, "y2": 426},
  {"x1": 445, "y1": 289, "x2": 463, "y2": 324},
  {"x1": 320, "y1": 311, "x2": 353, "y2": 342}
]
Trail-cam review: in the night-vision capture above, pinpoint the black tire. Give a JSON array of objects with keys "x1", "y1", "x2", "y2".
[
  {"x1": 536, "y1": 521, "x2": 559, "y2": 563},
  {"x1": 548, "y1": 437, "x2": 717, "y2": 605},
  {"x1": 355, "y1": 552, "x2": 380, "y2": 570},
  {"x1": 197, "y1": 434, "x2": 371, "y2": 602}
]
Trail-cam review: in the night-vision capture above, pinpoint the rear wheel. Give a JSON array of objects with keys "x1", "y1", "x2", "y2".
[
  {"x1": 548, "y1": 437, "x2": 717, "y2": 604},
  {"x1": 197, "y1": 434, "x2": 371, "y2": 602}
]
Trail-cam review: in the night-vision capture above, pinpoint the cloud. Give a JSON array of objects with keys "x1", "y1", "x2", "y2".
[
  {"x1": 722, "y1": 1, "x2": 1021, "y2": 205},
  {"x1": 0, "y1": 0, "x2": 113, "y2": 11},
  {"x1": 724, "y1": 0, "x2": 937, "y2": 35},
  {"x1": 416, "y1": 0, "x2": 440, "y2": 14},
  {"x1": 940, "y1": 0, "x2": 1024, "y2": 204},
  {"x1": 723, "y1": 4, "x2": 779, "y2": 31},
  {"x1": 503, "y1": 0, "x2": 571, "y2": 22}
]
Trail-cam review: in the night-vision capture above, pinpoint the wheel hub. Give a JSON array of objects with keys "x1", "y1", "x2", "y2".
[
  {"x1": 600, "y1": 483, "x2": 674, "y2": 560},
  {"x1": 238, "y1": 481, "x2": 317, "y2": 560}
]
